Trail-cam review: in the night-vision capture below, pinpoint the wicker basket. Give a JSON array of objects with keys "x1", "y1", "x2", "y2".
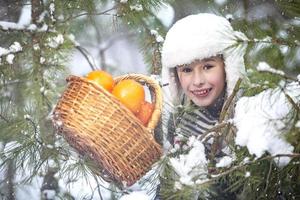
[{"x1": 52, "y1": 74, "x2": 163, "y2": 187}]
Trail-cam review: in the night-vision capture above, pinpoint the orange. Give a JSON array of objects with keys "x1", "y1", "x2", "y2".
[
  {"x1": 136, "y1": 101, "x2": 154, "y2": 126},
  {"x1": 112, "y1": 79, "x2": 145, "y2": 114},
  {"x1": 86, "y1": 70, "x2": 115, "y2": 92}
]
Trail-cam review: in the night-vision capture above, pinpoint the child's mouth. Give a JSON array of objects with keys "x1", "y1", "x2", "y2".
[{"x1": 191, "y1": 88, "x2": 212, "y2": 97}]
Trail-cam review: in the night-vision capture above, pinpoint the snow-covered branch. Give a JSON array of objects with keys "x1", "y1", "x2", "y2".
[
  {"x1": 257, "y1": 62, "x2": 297, "y2": 81},
  {"x1": 194, "y1": 153, "x2": 300, "y2": 188}
]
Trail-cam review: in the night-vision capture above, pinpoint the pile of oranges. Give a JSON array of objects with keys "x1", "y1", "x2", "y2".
[{"x1": 86, "y1": 70, "x2": 154, "y2": 126}]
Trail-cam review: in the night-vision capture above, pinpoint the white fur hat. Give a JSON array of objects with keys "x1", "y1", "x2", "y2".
[{"x1": 161, "y1": 13, "x2": 248, "y2": 106}]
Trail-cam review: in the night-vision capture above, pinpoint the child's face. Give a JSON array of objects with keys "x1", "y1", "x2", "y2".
[{"x1": 176, "y1": 56, "x2": 225, "y2": 107}]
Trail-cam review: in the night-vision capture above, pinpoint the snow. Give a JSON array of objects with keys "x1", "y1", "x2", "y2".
[
  {"x1": 6, "y1": 54, "x2": 14, "y2": 64},
  {"x1": 33, "y1": 44, "x2": 40, "y2": 51},
  {"x1": 296, "y1": 120, "x2": 300, "y2": 128},
  {"x1": 49, "y1": 3, "x2": 56, "y2": 22},
  {"x1": 0, "y1": 47, "x2": 9, "y2": 56},
  {"x1": 169, "y1": 136, "x2": 208, "y2": 186},
  {"x1": 0, "y1": 19, "x2": 47, "y2": 32},
  {"x1": 234, "y1": 81, "x2": 300, "y2": 166},
  {"x1": 67, "y1": 34, "x2": 80, "y2": 46},
  {"x1": 10, "y1": 42, "x2": 22, "y2": 52},
  {"x1": 120, "y1": 191, "x2": 151, "y2": 200},
  {"x1": 130, "y1": 4, "x2": 143, "y2": 12},
  {"x1": 49, "y1": 3, "x2": 55, "y2": 13},
  {"x1": 153, "y1": 3, "x2": 175, "y2": 28},
  {"x1": 24, "y1": 114, "x2": 32, "y2": 120},
  {"x1": 215, "y1": 0, "x2": 228, "y2": 6},
  {"x1": 40, "y1": 57, "x2": 46, "y2": 64},
  {"x1": 256, "y1": 62, "x2": 285, "y2": 76},
  {"x1": 0, "y1": 42, "x2": 22, "y2": 57},
  {"x1": 245, "y1": 171, "x2": 251, "y2": 177},
  {"x1": 18, "y1": 4, "x2": 31, "y2": 26},
  {"x1": 216, "y1": 156, "x2": 234, "y2": 168},
  {"x1": 47, "y1": 34, "x2": 64, "y2": 48},
  {"x1": 150, "y1": 30, "x2": 164, "y2": 43}
]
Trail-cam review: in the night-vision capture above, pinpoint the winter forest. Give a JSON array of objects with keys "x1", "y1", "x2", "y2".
[{"x1": 0, "y1": 0, "x2": 300, "y2": 200}]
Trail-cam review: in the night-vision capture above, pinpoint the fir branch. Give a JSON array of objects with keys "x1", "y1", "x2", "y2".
[
  {"x1": 199, "y1": 121, "x2": 231, "y2": 142},
  {"x1": 264, "y1": 161, "x2": 273, "y2": 194},
  {"x1": 248, "y1": 38, "x2": 300, "y2": 47},
  {"x1": 61, "y1": 6, "x2": 118, "y2": 23},
  {"x1": 205, "y1": 153, "x2": 300, "y2": 184},
  {"x1": 182, "y1": 152, "x2": 300, "y2": 195},
  {"x1": 31, "y1": 0, "x2": 44, "y2": 25},
  {"x1": 151, "y1": 42, "x2": 162, "y2": 75},
  {"x1": 75, "y1": 46, "x2": 96, "y2": 70},
  {"x1": 258, "y1": 70, "x2": 297, "y2": 81},
  {"x1": 0, "y1": 23, "x2": 53, "y2": 33},
  {"x1": 24, "y1": 116, "x2": 43, "y2": 146},
  {"x1": 87, "y1": 175, "x2": 104, "y2": 200},
  {"x1": 283, "y1": 92, "x2": 300, "y2": 114},
  {"x1": 209, "y1": 79, "x2": 241, "y2": 161},
  {"x1": 20, "y1": 158, "x2": 48, "y2": 184},
  {"x1": 0, "y1": 113, "x2": 9, "y2": 123},
  {"x1": 219, "y1": 78, "x2": 242, "y2": 122}
]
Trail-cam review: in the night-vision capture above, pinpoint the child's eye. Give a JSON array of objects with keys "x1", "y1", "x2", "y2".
[
  {"x1": 203, "y1": 64, "x2": 214, "y2": 70},
  {"x1": 180, "y1": 67, "x2": 193, "y2": 73}
]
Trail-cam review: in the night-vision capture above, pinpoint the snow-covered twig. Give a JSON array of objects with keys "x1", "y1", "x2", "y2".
[
  {"x1": 248, "y1": 37, "x2": 300, "y2": 47},
  {"x1": 256, "y1": 62, "x2": 297, "y2": 81},
  {"x1": 193, "y1": 153, "x2": 300, "y2": 188}
]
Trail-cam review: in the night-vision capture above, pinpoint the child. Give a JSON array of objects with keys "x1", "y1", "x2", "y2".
[
  {"x1": 161, "y1": 13, "x2": 248, "y2": 149},
  {"x1": 158, "y1": 13, "x2": 248, "y2": 199}
]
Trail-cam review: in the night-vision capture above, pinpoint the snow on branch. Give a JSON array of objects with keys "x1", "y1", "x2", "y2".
[
  {"x1": 256, "y1": 62, "x2": 297, "y2": 81},
  {"x1": 234, "y1": 81, "x2": 300, "y2": 166},
  {"x1": 0, "y1": 21, "x2": 49, "y2": 32},
  {"x1": 0, "y1": 42, "x2": 23, "y2": 64}
]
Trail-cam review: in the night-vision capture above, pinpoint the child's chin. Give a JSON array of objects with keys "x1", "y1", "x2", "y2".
[{"x1": 192, "y1": 99, "x2": 213, "y2": 107}]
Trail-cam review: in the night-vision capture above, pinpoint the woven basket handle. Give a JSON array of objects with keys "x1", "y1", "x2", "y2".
[{"x1": 114, "y1": 74, "x2": 163, "y2": 131}]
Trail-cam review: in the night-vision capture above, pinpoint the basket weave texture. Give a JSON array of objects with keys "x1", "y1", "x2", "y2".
[{"x1": 52, "y1": 74, "x2": 163, "y2": 187}]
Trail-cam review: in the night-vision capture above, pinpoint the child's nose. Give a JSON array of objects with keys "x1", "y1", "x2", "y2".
[{"x1": 192, "y1": 72, "x2": 205, "y2": 86}]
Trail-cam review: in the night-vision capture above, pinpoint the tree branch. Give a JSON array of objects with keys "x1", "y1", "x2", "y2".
[
  {"x1": 0, "y1": 113, "x2": 9, "y2": 123},
  {"x1": 258, "y1": 70, "x2": 297, "y2": 81},
  {"x1": 195, "y1": 153, "x2": 300, "y2": 187},
  {"x1": 75, "y1": 46, "x2": 96, "y2": 70},
  {"x1": 198, "y1": 121, "x2": 231, "y2": 142},
  {"x1": 60, "y1": 6, "x2": 117, "y2": 24},
  {"x1": 209, "y1": 79, "x2": 242, "y2": 161},
  {"x1": 25, "y1": 116, "x2": 43, "y2": 146},
  {"x1": 219, "y1": 78, "x2": 242, "y2": 122},
  {"x1": 283, "y1": 92, "x2": 300, "y2": 114}
]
